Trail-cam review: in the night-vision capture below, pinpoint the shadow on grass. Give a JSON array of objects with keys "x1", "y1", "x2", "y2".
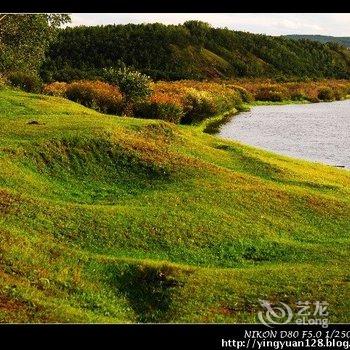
[{"x1": 115, "y1": 264, "x2": 189, "y2": 323}]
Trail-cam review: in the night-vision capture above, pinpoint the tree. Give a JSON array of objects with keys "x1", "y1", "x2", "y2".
[
  {"x1": 103, "y1": 66, "x2": 152, "y2": 116},
  {"x1": 183, "y1": 20, "x2": 211, "y2": 46},
  {"x1": 0, "y1": 14, "x2": 71, "y2": 75}
]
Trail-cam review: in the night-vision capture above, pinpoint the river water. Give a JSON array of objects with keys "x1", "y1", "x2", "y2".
[{"x1": 218, "y1": 100, "x2": 350, "y2": 168}]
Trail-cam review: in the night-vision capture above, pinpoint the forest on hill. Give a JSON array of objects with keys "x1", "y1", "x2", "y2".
[
  {"x1": 41, "y1": 21, "x2": 350, "y2": 82},
  {"x1": 284, "y1": 34, "x2": 350, "y2": 48}
]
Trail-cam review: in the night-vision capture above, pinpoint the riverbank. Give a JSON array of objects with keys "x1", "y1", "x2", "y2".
[
  {"x1": 199, "y1": 99, "x2": 318, "y2": 135},
  {"x1": 40, "y1": 79, "x2": 350, "y2": 127},
  {"x1": 201, "y1": 90, "x2": 350, "y2": 134},
  {"x1": 197, "y1": 107, "x2": 244, "y2": 134},
  {"x1": 1, "y1": 88, "x2": 350, "y2": 323}
]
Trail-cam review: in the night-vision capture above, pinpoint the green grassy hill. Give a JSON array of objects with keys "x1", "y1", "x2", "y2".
[{"x1": 1, "y1": 88, "x2": 349, "y2": 323}]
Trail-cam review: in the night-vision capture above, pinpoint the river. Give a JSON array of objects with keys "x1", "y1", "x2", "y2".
[{"x1": 218, "y1": 100, "x2": 350, "y2": 168}]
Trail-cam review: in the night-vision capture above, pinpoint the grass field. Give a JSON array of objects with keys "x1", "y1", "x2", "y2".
[{"x1": 0, "y1": 88, "x2": 349, "y2": 323}]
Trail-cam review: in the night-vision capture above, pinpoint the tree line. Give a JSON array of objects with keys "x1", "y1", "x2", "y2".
[
  {"x1": 1, "y1": 17, "x2": 349, "y2": 83},
  {"x1": 41, "y1": 21, "x2": 350, "y2": 82}
]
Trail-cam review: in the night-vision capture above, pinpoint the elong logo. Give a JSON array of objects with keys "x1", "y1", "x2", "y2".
[{"x1": 257, "y1": 299, "x2": 329, "y2": 328}]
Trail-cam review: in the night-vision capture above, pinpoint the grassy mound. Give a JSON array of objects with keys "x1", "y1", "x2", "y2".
[{"x1": 0, "y1": 88, "x2": 349, "y2": 323}]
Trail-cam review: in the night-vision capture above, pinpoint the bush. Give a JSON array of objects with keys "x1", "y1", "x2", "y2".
[
  {"x1": 317, "y1": 87, "x2": 335, "y2": 101},
  {"x1": 255, "y1": 85, "x2": 289, "y2": 102},
  {"x1": 182, "y1": 89, "x2": 217, "y2": 124},
  {"x1": 103, "y1": 66, "x2": 152, "y2": 115},
  {"x1": 229, "y1": 85, "x2": 254, "y2": 103},
  {"x1": 135, "y1": 102, "x2": 184, "y2": 124},
  {"x1": 333, "y1": 87, "x2": 347, "y2": 101},
  {"x1": 308, "y1": 96, "x2": 320, "y2": 103},
  {"x1": 7, "y1": 71, "x2": 42, "y2": 93},
  {"x1": 290, "y1": 89, "x2": 307, "y2": 101},
  {"x1": 135, "y1": 92, "x2": 184, "y2": 123},
  {"x1": 180, "y1": 88, "x2": 243, "y2": 124},
  {"x1": 65, "y1": 80, "x2": 123, "y2": 114},
  {"x1": 42, "y1": 82, "x2": 68, "y2": 97},
  {"x1": 0, "y1": 74, "x2": 6, "y2": 88}
]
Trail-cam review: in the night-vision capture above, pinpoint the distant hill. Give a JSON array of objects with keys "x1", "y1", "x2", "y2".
[
  {"x1": 41, "y1": 21, "x2": 350, "y2": 81},
  {"x1": 284, "y1": 35, "x2": 350, "y2": 48}
]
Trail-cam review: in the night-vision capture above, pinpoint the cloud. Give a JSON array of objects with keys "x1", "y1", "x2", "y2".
[{"x1": 276, "y1": 19, "x2": 323, "y2": 31}]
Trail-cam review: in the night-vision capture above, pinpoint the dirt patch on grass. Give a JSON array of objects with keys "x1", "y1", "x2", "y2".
[
  {"x1": 0, "y1": 293, "x2": 55, "y2": 323},
  {"x1": 0, "y1": 294, "x2": 29, "y2": 313},
  {"x1": 0, "y1": 189, "x2": 21, "y2": 215},
  {"x1": 307, "y1": 195, "x2": 349, "y2": 218}
]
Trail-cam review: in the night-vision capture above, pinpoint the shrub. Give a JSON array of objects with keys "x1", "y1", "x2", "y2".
[
  {"x1": 308, "y1": 96, "x2": 320, "y2": 103},
  {"x1": 212, "y1": 91, "x2": 243, "y2": 113},
  {"x1": 135, "y1": 102, "x2": 184, "y2": 124},
  {"x1": 236, "y1": 79, "x2": 350, "y2": 102},
  {"x1": 103, "y1": 66, "x2": 152, "y2": 115},
  {"x1": 42, "y1": 82, "x2": 68, "y2": 97},
  {"x1": 7, "y1": 71, "x2": 42, "y2": 93},
  {"x1": 317, "y1": 87, "x2": 335, "y2": 101},
  {"x1": 182, "y1": 89, "x2": 217, "y2": 124},
  {"x1": 254, "y1": 85, "x2": 289, "y2": 102},
  {"x1": 333, "y1": 87, "x2": 347, "y2": 101},
  {"x1": 180, "y1": 88, "x2": 243, "y2": 124},
  {"x1": 134, "y1": 90, "x2": 184, "y2": 123},
  {"x1": 290, "y1": 89, "x2": 307, "y2": 101},
  {"x1": 229, "y1": 85, "x2": 254, "y2": 103},
  {"x1": 148, "y1": 81, "x2": 244, "y2": 125},
  {"x1": 0, "y1": 74, "x2": 6, "y2": 88},
  {"x1": 65, "y1": 80, "x2": 123, "y2": 114}
]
